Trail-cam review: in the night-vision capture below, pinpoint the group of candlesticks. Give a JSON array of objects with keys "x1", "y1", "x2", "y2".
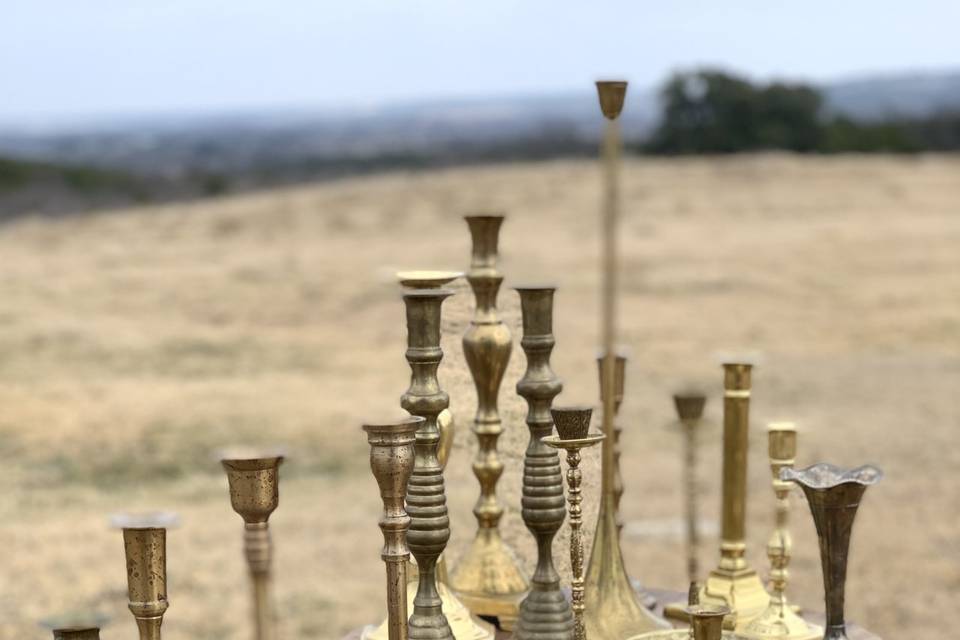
[{"x1": 361, "y1": 215, "x2": 883, "y2": 640}]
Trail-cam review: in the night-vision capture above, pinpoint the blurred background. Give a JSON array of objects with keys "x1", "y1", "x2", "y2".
[{"x1": 0, "y1": 2, "x2": 957, "y2": 639}]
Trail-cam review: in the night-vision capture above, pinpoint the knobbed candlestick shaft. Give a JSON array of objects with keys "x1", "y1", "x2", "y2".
[
  {"x1": 514, "y1": 287, "x2": 574, "y2": 640},
  {"x1": 365, "y1": 417, "x2": 421, "y2": 640},
  {"x1": 452, "y1": 214, "x2": 527, "y2": 628},
  {"x1": 402, "y1": 289, "x2": 455, "y2": 640},
  {"x1": 221, "y1": 454, "x2": 284, "y2": 640},
  {"x1": 122, "y1": 527, "x2": 168, "y2": 640}
]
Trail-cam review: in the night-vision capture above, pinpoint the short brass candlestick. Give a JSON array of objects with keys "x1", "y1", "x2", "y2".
[
  {"x1": 585, "y1": 80, "x2": 670, "y2": 640},
  {"x1": 739, "y1": 424, "x2": 820, "y2": 640},
  {"x1": 53, "y1": 628, "x2": 101, "y2": 640},
  {"x1": 673, "y1": 391, "x2": 707, "y2": 587},
  {"x1": 513, "y1": 286, "x2": 574, "y2": 640},
  {"x1": 667, "y1": 362, "x2": 767, "y2": 628},
  {"x1": 366, "y1": 272, "x2": 494, "y2": 640},
  {"x1": 782, "y1": 464, "x2": 883, "y2": 640},
  {"x1": 622, "y1": 605, "x2": 736, "y2": 640},
  {"x1": 543, "y1": 406, "x2": 605, "y2": 640},
  {"x1": 364, "y1": 416, "x2": 422, "y2": 640},
  {"x1": 401, "y1": 288, "x2": 455, "y2": 640},
  {"x1": 451, "y1": 214, "x2": 529, "y2": 628},
  {"x1": 221, "y1": 452, "x2": 284, "y2": 640},
  {"x1": 114, "y1": 512, "x2": 177, "y2": 640}
]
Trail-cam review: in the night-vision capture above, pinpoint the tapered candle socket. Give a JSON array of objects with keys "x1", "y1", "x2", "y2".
[
  {"x1": 669, "y1": 363, "x2": 768, "y2": 628},
  {"x1": 739, "y1": 424, "x2": 821, "y2": 640},
  {"x1": 544, "y1": 406, "x2": 606, "y2": 640},
  {"x1": 53, "y1": 628, "x2": 101, "y2": 640},
  {"x1": 689, "y1": 605, "x2": 731, "y2": 640},
  {"x1": 221, "y1": 453, "x2": 283, "y2": 640},
  {"x1": 596, "y1": 81, "x2": 628, "y2": 120},
  {"x1": 781, "y1": 464, "x2": 883, "y2": 640},
  {"x1": 514, "y1": 286, "x2": 574, "y2": 640},
  {"x1": 451, "y1": 214, "x2": 528, "y2": 629},
  {"x1": 674, "y1": 391, "x2": 707, "y2": 586},
  {"x1": 364, "y1": 416, "x2": 422, "y2": 640},
  {"x1": 121, "y1": 523, "x2": 171, "y2": 640},
  {"x1": 401, "y1": 288, "x2": 456, "y2": 640}
]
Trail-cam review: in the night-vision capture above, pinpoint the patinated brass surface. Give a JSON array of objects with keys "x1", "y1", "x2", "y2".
[
  {"x1": 595, "y1": 350, "x2": 627, "y2": 536},
  {"x1": 738, "y1": 424, "x2": 821, "y2": 640},
  {"x1": 585, "y1": 80, "x2": 670, "y2": 640},
  {"x1": 513, "y1": 286, "x2": 575, "y2": 640},
  {"x1": 668, "y1": 363, "x2": 768, "y2": 627},
  {"x1": 367, "y1": 275, "x2": 493, "y2": 640},
  {"x1": 544, "y1": 406, "x2": 606, "y2": 640},
  {"x1": 673, "y1": 392, "x2": 706, "y2": 586},
  {"x1": 364, "y1": 416, "x2": 422, "y2": 640},
  {"x1": 401, "y1": 288, "x2": 456, "y2": 640},
  {"x1": 221, "y1": 452, "x2": 284, "y2": 640},
  {"x1": 451, "y1": 214, "x2": 528, "y2": 628},
  {"x1": 116, "y1": 512, "x2": 176, "y2": 640},
  {"x1": 53, "y1": 628, "x2": 101, "y2": 640},
  {"x1": 781, "y1": 464, "x2": 883, "y2": 640}
]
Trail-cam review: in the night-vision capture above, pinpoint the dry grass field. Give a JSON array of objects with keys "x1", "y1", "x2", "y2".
[{"x1": 0, "y1": 154, "x2": 957, "y2": 639}]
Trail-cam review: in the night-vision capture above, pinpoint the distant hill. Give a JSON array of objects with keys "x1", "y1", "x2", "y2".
[{"x1": 823, "y1": 70, "x2": 960, "y2": 120}]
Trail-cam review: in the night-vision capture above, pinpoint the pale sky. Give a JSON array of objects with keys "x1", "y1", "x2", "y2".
[{"x1": 2, "y1": 0, "x2": 957, "y2": 125}]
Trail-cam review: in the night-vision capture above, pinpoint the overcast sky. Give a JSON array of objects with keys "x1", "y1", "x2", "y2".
[{"x1": 2, "y1": 0, "x2": 957, "y2": 125}]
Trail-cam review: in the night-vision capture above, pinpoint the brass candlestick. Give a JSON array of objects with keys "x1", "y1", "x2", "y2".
[
  {"x1": 782, "y1": 464, "x2": 883, "y2": 640},
  {"x1": 585, "y1": 80, "x2": 670, "y2": 640},
  {"x1": 451, "y1": 214, "x2": 528, "y2": 628},
  {"x1": 514, "y1": 286, "x2": 575, "y2": 640},
  {"x1": 668, "y1": 362, "x2": 767, "y2": 627},
  {"x1": 221, "y1": 451, "x2": 284, "y2": 640},
  {"x1": 739, "y1": 424, "x2": 821, "y2": 640},
  {"x1": 673, "y1": 391, "x2": 707, "y2": 587},
  {"x1": 114, "y1": 512, "x2": 177, "y2": 640},
  {"x1": 367, "y1": 272, "x2": 495, "y2": 640},
  {"x1": 401, "y1": 288, "x2": 455, "y2": 640},
  {"x1": 53, "y1": 628, "x2": 101, "y2": 640},
  {"x1": 543, "y1": 406, "x2": 606, "y2": 640},
  {"x1": 364, "y1": 416, "x2": 422, "y2": 640}
]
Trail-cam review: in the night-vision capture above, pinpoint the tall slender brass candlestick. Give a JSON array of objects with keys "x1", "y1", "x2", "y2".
[
  {"x1": 585, "y1": 80, "x2": 670, "y2": 640},
  {"x1": 782, "y1": 464, "x2": 883, "y2": 640},
  {"x1": 673, "y1": 391, "x2": 707, "y2": 587},
  {"x1": 668, "y1": 362, "x2": 767, "y2": 628},
  {"x1": 53, "y1": 628, "x2": 101, "y2": 640},
  {"x1": 114, "y1": 513, "x2": 177, "y2": 640},
  {"x1": 221, "y1": 452, "x2": 284, "y2": 640},
  {"x1": 543, "y1": 406, "x2": 606, "y2": 640},
  {"x1": 513, "y1": 286, "x2": 574, "y2": 640},
  {"x1": 451, "y1": 214, "x2": 528, "y2": 628},
  {"x1": 739, "y1": 424, "x2": 820, "y2": 640},
  {"x1": 402, "y1": 288, "x2": 455, "y2": 640},
  {"x1": 367, "y1": 272, "x2": 495, "y2": 640},
  {"x1": 364, "y1": 416, "x2": 422, "y2": 640}
]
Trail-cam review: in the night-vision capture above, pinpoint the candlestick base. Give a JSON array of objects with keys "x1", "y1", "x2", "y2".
[
  {"x1": 363, "y1": 578, "x2": 496, "y2": 640},
  {"x1": 736, "y1": 603, "x2": 821, "y2": 640},
  {"x1": 663, "y1": 569, "x2": 768, "y2": 630},
  {"x1": 450, "y1": 529, "x2": 528, "y2": 630}
]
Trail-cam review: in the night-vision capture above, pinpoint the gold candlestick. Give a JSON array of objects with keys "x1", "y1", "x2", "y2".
[
  {"x1": 114, "y1": 512, "x2": 177, "y2": 640},
  {"x1": 364, "y1": 416, "x2": 422, "y2": 640},
  {"x1": 53, "y1": 628, "x2": 101, "y2": 640},
  {"x1": 451, "y1": 214, "x2": 528, "y2": 629},
  {"x1": 667, "y1": 362, "x2": 767, "y2": 628},
  {"x1": 221, "y1": 451, "x2": 284, "y2": 640},
  {"x1": 401, "y1": 288, "x2": 456, "y2": 640},
  {"x1": 739, "y1": 423, "x2": 821, "y2": 640},
  {"x1": 543, "y1": 406, "x2": 606, "y2": 640},
  {"x1": 585, "y1": 80, "x2": 670, "y2": 640},
  {"x1": 367, "y1": 272, "x2": 495, "y2": 640},
  {"x1": 514, "y1": 286, "x2": 574, "y2": 640},
  {"x1": 673, "y1": 391, "x2": 707, "y2": 587}
]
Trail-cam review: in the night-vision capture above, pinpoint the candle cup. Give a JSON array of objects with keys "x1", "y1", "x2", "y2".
[
  {"x1": 52, "y1": 628, "x2": 101, "y2": 640},
  {"x1": 112, "y1": 512, "x2": 178, "y2": 640}
]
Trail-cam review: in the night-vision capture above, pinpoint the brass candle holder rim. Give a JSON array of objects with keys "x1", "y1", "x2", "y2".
[
  {"x1": 396, "y1": 270, "x2": 464, "y2": 288},
  {"x1": 512, "y1": 283, "x2": 558, "y2": 292},
  {"x1": 218, "y1": 445, "x2": 287, "y2": 469},
  {"x1": 780, "y1": 463, "x2": 883, "y2": 489},
  {"x1": 109, "y1": 511, "x2": 180, "y2": 530},
  {"x1": 686, "y1": 603, "x2": 731, "y2": 618},
  {"x1": 402, "y1": 287, "x2": 455, "y2": 299},
  {"x1": 542, "y1": 432, "x2": 606, "y2": 449},
  {"x1": 362, "y1": 414, "x2": 425, "y2": 431},
  {"x1": 463, "y1": 213, "x2": 505, "y2": 222}
]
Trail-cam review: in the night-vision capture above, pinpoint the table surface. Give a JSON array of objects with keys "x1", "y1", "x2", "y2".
[{"x1": 343, "y1": 588, "x2": 881, "y2": 640}]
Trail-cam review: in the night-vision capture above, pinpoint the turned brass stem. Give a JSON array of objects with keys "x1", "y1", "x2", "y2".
[{"x1": 674, "y1": 392, "x2": 707, "y2": 587}]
